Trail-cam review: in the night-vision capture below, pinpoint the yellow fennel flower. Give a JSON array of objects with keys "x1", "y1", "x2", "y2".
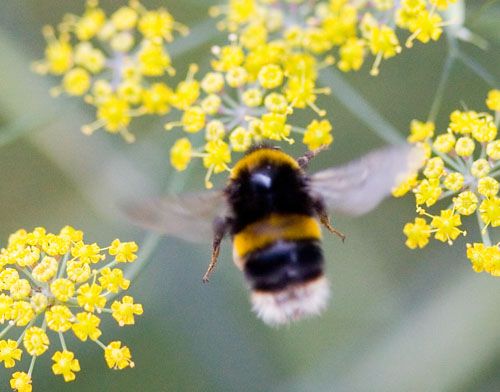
[
  {"x1": 99, "y1": 268, "x2": 130, "y2": 293},
  {"x1": 111, "y1": 296, "x2": 144, "y2": 326},
  {"x1": 260, "y1": 113, "x2": 292, "y2": 141},
  {"x1": 486, "y1": 89, "x2": 500, "y2": 111},
  {"x1": 170, "y1": 138, "x2": 193, "y2": 171},
  {"x1": 10, "y1": 372, "x2": 32, "y2": 392},
  {"x1": 204, "y1": 139, "x2": 231, "y2": 174},
  {"x1": 453, "y1": 191, "x2": 478, "y2": 216},
  {"x1": 104, "y1": 341, "x2": 134, "y2": 370},
  {"x1": 303, "y1": 120, "x2": 334, "y2": 150},
  {"x1": 443, "y1": 172, "x2": 464, "y2": 191},
  {"x1": 0, "y1": 340, "x2": 22, "y2": 368},
  {"x1": 408, "y1": 120, "x2": 435, "y2": 143},
  {"x1": 52, "y1": 351, "x2": 81, "y2": 382},
  {"x1": 230, "y1": 127, "x2": 253, "y2": 152},
  {"x1": 258, "y1": 64, "x2": 284, "y2": 89},
  {"x1": 50, "y1": 279, "x2": 76, "y2": 302},
  {"x1": 23, "y1": 327, "x2": 49, "y2": 356},
  {"x1": 430, "y1": 209, "x2": 464, "y2": 244},
  {"x1": 46, "y1": 305, "x2": 74, "y2": 332},
  {"x1": 479, "y1": 197, "x2": 500, "y2": 228},
  {"x1": 77, "y1": 283, "x2": 106, "y2": 313},
  {"x1": 109, "y1": 240, "x2": 139, "y2": 263},
  {"x1": 403, "y1": 218, "x2": 431, "y2": 249},
  {"x1": 338, "y1": 38, "x2": 365, "y2": 72},
  {"x1": 72, "y1": 312, "x2": 102, "y2": 342},
  {"x1": 478, "y1": 177, "x2": 499, "y2": 198},
  {"x1": 466, "y1": 243, "x2": 500, "y2": 276},
  {"x1": 415, "y1": 179, "x2": 441, "y2": 207}
]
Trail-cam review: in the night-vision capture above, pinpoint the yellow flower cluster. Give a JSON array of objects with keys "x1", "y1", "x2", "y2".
[
  {"x1": 0, "y1": 227, "x2": 141, "y2": 391},
  {"x1": 167, "y1": 32, "x2": 335, "y2": 188},
  {"x1": 33, "y1": 0, "x2": 188, "y2": 143},
  {"x1": 210, "y1": 0, "x2": 455, "y2": 76},
  {"x1": 393, "y1": 90, "x2": 500, "y2": 276}
]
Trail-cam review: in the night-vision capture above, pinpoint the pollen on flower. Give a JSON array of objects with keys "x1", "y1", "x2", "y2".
[{"x1": 0, "y1": 226, "x2": 143, "y2": 390}]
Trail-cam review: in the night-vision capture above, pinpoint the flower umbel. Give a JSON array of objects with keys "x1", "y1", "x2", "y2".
[
  {"x1": 0, "y1": 226, "x2": 142, "y2": 390},
  {"x1": 395, "y1": 90, "x2": 500, "y2": 276},
  {"x1": 210, "y1": 0, "x2": 453, "y2": 76},
  {"x1": 33, "y1": 0, "x2": 188, "y2": 142}
]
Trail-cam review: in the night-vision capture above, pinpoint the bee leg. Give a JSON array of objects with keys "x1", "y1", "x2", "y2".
[
  {"x1": 297, "y1": 146, "x2": 328, "y2": 169},
  {"x1": 202, "y1": 217, "x2": 229, "y2": 283},
  {"x1": 313, "y1": 200, "x2": 346, "y2": 242}
]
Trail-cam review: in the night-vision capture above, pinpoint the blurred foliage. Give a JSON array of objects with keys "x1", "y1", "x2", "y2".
[{"x1": 0, "y1": 1, "x2": 500, "y2": 391}]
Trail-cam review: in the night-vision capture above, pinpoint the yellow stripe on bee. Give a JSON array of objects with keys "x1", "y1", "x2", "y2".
[
  {"x1": 233, "y1": 214, "x2": 322, "y2": 259},
  {"x1": 230, "y1": 148, "x2": 300, "y2": 180}
]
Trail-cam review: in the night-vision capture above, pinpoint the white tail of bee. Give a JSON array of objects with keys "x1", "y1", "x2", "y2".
[{"x1": 250, "y1": 277, "x2": 330, "y2": 327}]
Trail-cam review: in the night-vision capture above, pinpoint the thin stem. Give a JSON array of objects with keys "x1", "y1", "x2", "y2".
[
  {"x1": 432, "y1": 148, "x2": 463, "y2": 172},
  {"x1": 427, "y1": 54, "x2": 455, "y2": 122},
  {"x1": 57, "y1": 252, "x2": 70, "y2": 279},
  {"x1": 488, "y1": 169, "x2": 500, "y2": 179},
  {"x1": 96, "y1": 259, "x2": 118, "y2": 274},
  {"x1": 59, "y1": 331, "x2": 67, "y2": 351},
  {"x1": 476, "y1": 209, "x2": 492, "y2": 246},
  {"x1": 458, "y1": 50, "x2": 498, "y2": 87},
  {"x1": 94, "y1": 338, "x2": 107, "y2": 350},
  {"x1": 15, "y1": 266, "x2": 39, "y2": 287},
  {"x1": 0, "y1": 321, "x2": 15, "y2": 339},
  {"x1": 16, "y1": 316, "x2": 38, "y2": 345},
  {"x1": 28, "y1": 354, "x2": 37, "y2": 377},
  {"x1": 439, "y1": 189, "x2": 459, "y2": 200}
]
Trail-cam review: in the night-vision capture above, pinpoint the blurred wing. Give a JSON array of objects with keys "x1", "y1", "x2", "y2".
[
  {"x1": 123, "y1": 190, "x2": 228, "y2": 243},
  {"x1": 310, "y1": 144, "x2": 424, "y2": 216}
]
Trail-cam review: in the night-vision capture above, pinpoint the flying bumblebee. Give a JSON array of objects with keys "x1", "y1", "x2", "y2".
[{"x1": 126, "y1": 144, "x2": 422, "y2": 326}]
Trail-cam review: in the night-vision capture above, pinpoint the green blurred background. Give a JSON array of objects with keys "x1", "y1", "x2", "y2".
[{"x1": 1, "y1": 1, "x2": 500, "y2": 391}]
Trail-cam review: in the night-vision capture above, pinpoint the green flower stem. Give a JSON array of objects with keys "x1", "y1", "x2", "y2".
[
  {"x1": 57, "y1": 252, "x2": 70, "y2": 279},
  {"x1": 16, "y1": 266, "x2": 39, "y2": 287},
  {"x1": 28, "y1": 354, "x2": 37, "y2": 377},
  {"x1": 439, "y1": 189, "x2": 459, "y2": 200},
  {"x1": 458, "y1": 50, "x2": 498, "y2": 87},
  {"x1": 16, "y1": 317, "x2": 38, "y2": 345},
  {"x1": 96, "y1": 259, "x2": 118, "y2": 274},
  {"x1": 427, "y1": 54, "x2": 455, "y2": 123},
  {"x1": 487, "y1": 168, "x2": 500, "y2": 178},
  {"x1": 0, "y1": 321, "x2": 15, "y2": 339},
  {"x1": 432, "y1": 148, "x2": 464, "y2": 173},
  {"x1": 94, "y1": 339, "x2": 107, "y2": 350},
  {"x1": 476, "y1": 209, "x2": 492, "y2": 246},
  {"x1": 58, "y1": 331, "x2": 67, "y2": 351}
]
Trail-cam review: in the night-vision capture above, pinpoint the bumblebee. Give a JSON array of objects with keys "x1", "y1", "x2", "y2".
[{"x1": 127, "y1": 144, "x2": 422, "y2": 326}]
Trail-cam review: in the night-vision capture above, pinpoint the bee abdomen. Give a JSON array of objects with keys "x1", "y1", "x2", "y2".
[{"x1": 244, "y1": 240, "x2": 324, "y2": 292}]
